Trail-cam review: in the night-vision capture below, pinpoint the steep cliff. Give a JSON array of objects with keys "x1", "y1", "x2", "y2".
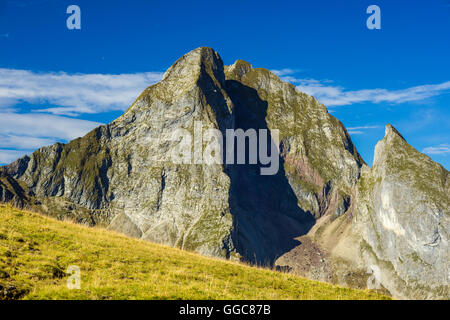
[
  {"x1": 353, "y1": 124, "x2": 449, "y2": 299},
  {"x1": 0, "y1": 170, "x2": 29, "y2": 209},
  {"x1": 280, "y1": 124, "x2": 449, "y2": 299}
]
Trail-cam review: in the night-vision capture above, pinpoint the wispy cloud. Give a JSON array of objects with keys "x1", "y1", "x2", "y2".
[
  {"x1": 0, "y1": 149, "x2": 29, "y2": 164},
  {"x1": 422, "y1": 144, "x2": 450, "y2": 155},
  {"x1": 0, "y1": 113, "x2": 102, "y2": 140},
  {"x1": 272, "y1": 68, "x2": 450, "y2": 107},
  {"x1": 0, "y1": 135, "x2": 56, "y2": 150},
  {"x1": 347, "y1": 125, "x2": 381, "y2": 130},
  {"x1": 271, "y1": 68, "x2": 301, "y2": 77},
  {"x1": 297, "y1": 80, "x2": 450, "y2": 107},
  {"x1": 0, "y1": 68, "x2": 164, "y2": 116},
  {"x1": 346, "y1": 125, "x2": 381, "y2": 135},
  {"x1": 0, "y1": 113, "x2": 102, "y2": 164}
]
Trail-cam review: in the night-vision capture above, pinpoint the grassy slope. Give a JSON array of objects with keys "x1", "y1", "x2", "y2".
[{"x1": 0, "y1": 205, "x2": 389, "y2": 300}]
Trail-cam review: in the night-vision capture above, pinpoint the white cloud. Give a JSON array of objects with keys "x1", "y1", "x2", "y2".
[
  {"x1": 0, "y1": 149, "x2": 29, "y2": 164},
  {"x1": 0, "y1": 68, "x2": 160, "y2": 164},
  {"x1": 272, "y1": 68, "x2": 450, "y2": 107},
  {"x1": 271, "y1": 68, "x2": 300, "y2": 77},
  {"x1": 297, "y1": 81, "x2": 450, "y2": 107},
  {"x1": 346, "y1": 125, "x2": 381, "y2": 135},
  {"x1": 0, "y1": 135, "x2": 56, "y2": 150},
  {"x1": 3, "y1": 66, "x2": 449, "y2": 116},
  {"x1": 0, "y1": 68, "x2": 164, "y2": 115},
  {"x1": 422, "y1": 144, "x2": 450, "y2": 155},
  {"x1": 296, "y1": 81, "x2": 450, "y2": 107},
  {"x1": 0, "y1": 113, "x2": 102, "y2": 140},
  {"x1": 0, "y1": 113, "x2": 103, "y2": 164},
  {"x1": 347, "y1": 125, "x2": 381, "y2": 130}
]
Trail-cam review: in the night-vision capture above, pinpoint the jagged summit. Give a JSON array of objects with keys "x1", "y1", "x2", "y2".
[
  {"x1": 162, "y1": 47, "x2": 225, "y2": 84},
  {"x1": 118, "y1": 46, "x2": 232, "y2": 129},
  {"x1": 225, "y1": 59, "x2": 253, "y2": 80},
  {"x1": 384, "y1": 123, "x2": 406, "y2": 141},
  {"x1": 354, "y1": 124, "x2": 449, "y2": 299}
]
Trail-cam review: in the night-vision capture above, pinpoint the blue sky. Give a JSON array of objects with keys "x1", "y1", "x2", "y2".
[{"x1": 0, "y1": 0, "x2": 449, "y2": 169}]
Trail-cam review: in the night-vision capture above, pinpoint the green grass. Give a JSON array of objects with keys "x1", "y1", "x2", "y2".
[{"x1": 0, "y1": 205, "x2": 390, "y2": 300}]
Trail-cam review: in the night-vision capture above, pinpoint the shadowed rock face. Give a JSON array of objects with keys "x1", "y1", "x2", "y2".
[
  {"x1": 2, "y1": 47, "x2": 447, "y2": 299},
  {"x1": 224, "y1": 80, "x2": 315, "y2": 265},
  {"x1": 223, "y1": 61, "x2": 364, "y2": 264},
  {"x1": 225, "y1": 60, "x2": 364, "y2": 220}
]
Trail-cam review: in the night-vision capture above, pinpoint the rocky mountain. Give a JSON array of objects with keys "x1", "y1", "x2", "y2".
[
  {"x1": 0, "y1": 170, "x2": 30, "y2": 208},
  {"x1": 276, "y1": 124, "x2": 449, "y2": 299},
  {"x1": 1, "y1": 47, "x2": 448, "y2": 299},
  {"x1": 353, "y1": 125, "x2": 449, "y2": 299}
]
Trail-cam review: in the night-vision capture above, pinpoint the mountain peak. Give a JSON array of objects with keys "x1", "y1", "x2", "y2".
[
  {"x1": 119, "y1": 47, "x2": 227, "y2": 120},
  {"x1": 374, "y1": 124, "x2": 408, "y2": 166},
  {"x1": 225, "y1": 59, "x2": 253, "y2": 80},
  {"x1": 385, "y1": 124, "x2": 406, "y2": 141},
  {"x1": 162, "y1": 46, "x2": 225, "y2": 85},
  {"x1": 357, "y1": 125, "x2": 449, "y2": 299}
]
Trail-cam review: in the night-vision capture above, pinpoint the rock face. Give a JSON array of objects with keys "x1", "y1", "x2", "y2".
[
  {"x1": 1, "y1": 47, "x2": 448, "y2": 299},
  {"x1": 0, "y1": 171, "x2": 29, "y2": 208},
  {"x1": 353, "y1": 125, "x2": 449, "y2": 299},
  {"x1": 275, "y1": 124, "x2": 449, "y2": 299},
  {"x1": 223, "y1": 60, "x2": 364, "y2": 264},
  {"x1": 0, "y1": 162, "x2": 41, "y2": 210},
  {"x1": 225, "y1": 60, "x2": 363, "y2": 220}
]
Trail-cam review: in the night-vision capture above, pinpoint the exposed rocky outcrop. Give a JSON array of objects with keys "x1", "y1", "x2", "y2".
[
  {"x1": 2, "y1": 47, "x2": 448, "y2": 299},
  {"x1": 352, "y1": 124, "x2": 449, "y2": 299},
  {"x1": 0, "y1": 166, "x2": 36, "y2": 209},
  {"x1": 279, "y1": 124, "x2": 449, "y2": 299}
]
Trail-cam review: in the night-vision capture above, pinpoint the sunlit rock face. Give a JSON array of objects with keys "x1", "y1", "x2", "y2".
[{"x1": 354, "y1": 124, "x2": 449, "y2": 299}]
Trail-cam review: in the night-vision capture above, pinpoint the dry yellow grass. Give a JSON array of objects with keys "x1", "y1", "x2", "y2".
[{"x1": 0, "y1": 205, "x2": 390, "y2": 300}]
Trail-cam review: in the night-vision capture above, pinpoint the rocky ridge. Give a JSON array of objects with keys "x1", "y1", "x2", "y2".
[{"x1": 352, "y1": 125, "x2": 449, "y2": 299}]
